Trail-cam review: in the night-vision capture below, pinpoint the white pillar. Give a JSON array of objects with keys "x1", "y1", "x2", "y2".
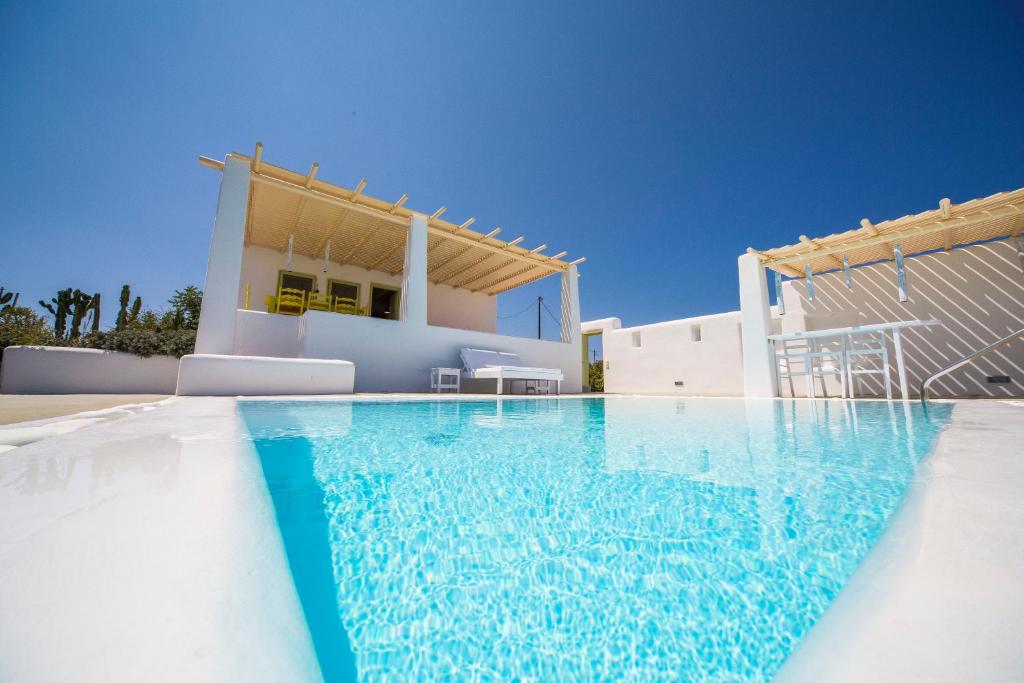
[
  {"x1": 738, "y1": 252, "x2": 779, "y2": 398},
  {"x1": 560, "y1": 264, "x2": 581, "y2": 344},
  {"x1": 400, "y1": 213, "x2": 428, "y2": 326},
  {"x1": 194, "y1": 154, "x2": 251, "y2": 355}
]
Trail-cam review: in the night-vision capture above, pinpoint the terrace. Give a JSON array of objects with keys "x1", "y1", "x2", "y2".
[{"x1": 194, "y1": 144, "x2": 587, "y2": 393}]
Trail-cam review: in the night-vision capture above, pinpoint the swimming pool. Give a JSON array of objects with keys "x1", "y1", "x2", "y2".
[{"x1": 240, "y1": 397, "x2": 951, "y2": 681}]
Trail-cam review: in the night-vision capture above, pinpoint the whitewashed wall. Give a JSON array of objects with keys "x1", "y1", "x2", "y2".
[
  {"x1": 780, "y1": 238, "x2": 1024, "y2": 398},
  {"x1": 233, "y1": 310, "x2": 303, "y2": 358},
  {"x1": 238, "y1": 245, "x2": 496, "y2": 333},
  {"x1": 589, "y1": 239, "x2": 1023, "y2": 399},
  {"x1": 585, "y1": 311, "x2": 750, "y2": 396},
  {"x1": 0, "y1": 346, "x2": 179, "y2": 394},
  {"x1": 301, "y1": 311, "x2": 581, "y2": 393}
]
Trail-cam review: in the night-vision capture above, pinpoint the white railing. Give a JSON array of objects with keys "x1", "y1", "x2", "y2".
[{"x1": 920, "y1": 328, "x2": 1024, "y2": 402}]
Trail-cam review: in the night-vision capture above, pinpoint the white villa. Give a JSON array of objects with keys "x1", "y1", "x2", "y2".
[
  {"x1": 183, "y1": 144, "x2": 586, "y2": 394},
  {"x1": 1, "y1": 144, "x2": 1021, "y2": 400}
]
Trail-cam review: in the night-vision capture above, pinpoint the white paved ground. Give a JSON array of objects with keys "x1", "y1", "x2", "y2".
[
  {"x1": 0, "y1": 397, "x2": 320, "y2": 683},
  {"x1": 779, "y1": 399, "x2": 1024, "y2": 682}
]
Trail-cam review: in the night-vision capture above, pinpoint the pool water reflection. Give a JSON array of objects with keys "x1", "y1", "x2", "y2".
[{"x1": 241, "y1": 397, "x2": 951, "y2": 682}]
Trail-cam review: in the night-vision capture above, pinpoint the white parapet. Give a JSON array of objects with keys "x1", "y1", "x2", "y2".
[
  {"x1": 0, "y1": 346, "x2": 180, "y2": 394},
  {"x1": 176, "y1": 354, "x2": 355, "y2": 396}
]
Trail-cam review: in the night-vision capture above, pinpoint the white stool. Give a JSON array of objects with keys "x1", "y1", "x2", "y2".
[{"x1": 430, "y1": 367, "x2": 461, "y2": 393}]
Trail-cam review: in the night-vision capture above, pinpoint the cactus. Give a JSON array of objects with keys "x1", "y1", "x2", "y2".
[
  {"x1": 67, "y1": 290, "x2": 94, "y2": 339},
  {"x1": 116, "y1": 284, "x2": 143, "y2": 331},
  {"x1": 39, "y1": 288, "x2": 100, "y2": 339},
  {"x1": 40, "y1": 288, "x2": 73, "y2": 339},
  {"x1": 89, "y1": 292, "x2": 101, "y2": 333},
  {"x1": 0, "y1": 287, "x2": 19, "y2": 313}
]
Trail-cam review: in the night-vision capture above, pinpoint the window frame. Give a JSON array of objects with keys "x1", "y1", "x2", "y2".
[
  {"x1": 368, "y1": 283, "x2": 401, "y2": 321},
  {"x1": 327, "y1": 278, "x2": 361, "y2": 306},
  {"x1": 276, "y1": 270, "x2": 317, "y2": 296}
]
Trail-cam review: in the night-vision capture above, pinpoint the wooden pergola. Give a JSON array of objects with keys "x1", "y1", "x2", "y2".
[
  {"x1": 199, "y1": 143, "x2": 584, "y2": 295},
  {"x1": 747, "y1": 187, "x2": 1024, "y2": 277}
]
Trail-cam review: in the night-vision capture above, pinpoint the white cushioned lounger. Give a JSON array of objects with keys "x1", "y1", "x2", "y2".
[{"x1": 459, "y1": 348, "x2": 563, "y2": 395}]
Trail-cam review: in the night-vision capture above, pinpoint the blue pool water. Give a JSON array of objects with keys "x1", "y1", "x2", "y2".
[{"x1": 240, "y1": 397, "x2": 952, "y2": 681}]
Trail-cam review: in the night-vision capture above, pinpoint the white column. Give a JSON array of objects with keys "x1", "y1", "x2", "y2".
[
  {"x1": 560, "y1": 264, "x2": 581, "y2": 343},
  {"x1": 738, "y1": 252, "x2": 779, "y2": 398},
  {"x1": 194, "y1": 154, "x2": 251, "y2": 355},
  {"x1": 400, "y1": 213, "x2": 428, "y2": 326}
]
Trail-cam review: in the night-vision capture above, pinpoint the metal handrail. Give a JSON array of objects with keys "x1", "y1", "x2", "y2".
[{"x1": 920, "y1": 327, "x2": 1024, "y2": 402}]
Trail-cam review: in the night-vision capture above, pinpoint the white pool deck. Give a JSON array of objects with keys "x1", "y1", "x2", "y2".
[{"x1": 0, "y1": 395, "x2": 1021, "y2": 681}]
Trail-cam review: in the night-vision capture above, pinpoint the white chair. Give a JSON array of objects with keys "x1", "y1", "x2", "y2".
[
  {"x1": 459, "y1": 348, "x2": 564, "y2": 395},
  {"x1": 844, "y1": 330, "x2": 893, "y2": 400},
  {"x1": 774, "y1": 336, "x2": 847, "y2": 398}
]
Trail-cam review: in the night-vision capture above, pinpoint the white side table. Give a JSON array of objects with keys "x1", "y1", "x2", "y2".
[{"x1": 430, "y1": 367, "x2": 461, "y2": 393}]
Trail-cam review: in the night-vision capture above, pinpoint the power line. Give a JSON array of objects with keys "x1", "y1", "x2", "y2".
[
  {"x1": 498, "y1": 300, "x2": 537, "y2": 319},
  {"x1": 540, "y1": 299, "x2": 561, "y2": 326}
]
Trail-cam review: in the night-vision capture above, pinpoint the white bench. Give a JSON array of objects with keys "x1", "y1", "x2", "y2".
[{"x1": 459, "y1": 348, "x2": 563, "y2": 395}]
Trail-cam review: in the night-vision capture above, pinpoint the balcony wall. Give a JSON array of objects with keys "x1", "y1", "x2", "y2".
[{"x1": 233, "y1": 309, "x2": 582, "y2": 393}]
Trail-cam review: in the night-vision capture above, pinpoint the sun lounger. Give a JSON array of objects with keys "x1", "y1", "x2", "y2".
[{"x1": 459, "y1": 347, "x2": 563, "y2": 395}]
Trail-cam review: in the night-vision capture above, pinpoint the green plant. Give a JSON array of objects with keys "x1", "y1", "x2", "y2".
[
  {"x1": 68, "y1": 290, "x2": 96, "y2": 339},
  {"x1": 78, "y1": 328, "x2": 196, "y2": 358},
  {"x1": 90, "y1": 292, "x2": 101, "y2": 333},
  {"x1": 40, "y1": 288, "x2": 72, "y2": 339},
  {"x1": 0, "y1": 287, "x2": 19, "y2": 314},
  {"x1": 588, "y1": 360, "x2": 605, "y2": 392},
  {"x1": 0, "y1": 306, "x2": 55, "y2": 370},
  {"x1": 116, "y1": 284, "x2": 142, "y2": 331},
  {"x1": 40, "y1": 288, "x2": 101, "y2": 340},
  {"x1": 168, "y1": 285, "x2": 202, "y2": 330}
]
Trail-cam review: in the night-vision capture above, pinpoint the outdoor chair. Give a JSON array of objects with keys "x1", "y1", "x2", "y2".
[
  {"x1": 306, "y1": 291, "x2": 332, "y2": 312},
  {"x1": 276, "y1": 287, "x2": 306, "y2": 315},
  {"x1": 333, "y1": 296, "x2": 362, "y2": 315}
]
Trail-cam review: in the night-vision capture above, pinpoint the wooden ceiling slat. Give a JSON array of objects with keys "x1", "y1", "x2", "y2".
[{"x1": 204, "y1": 147, "x2": 585, "y2": 294}]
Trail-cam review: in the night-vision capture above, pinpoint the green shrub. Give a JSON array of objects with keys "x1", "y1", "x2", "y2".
[
  {"x1": 77, "y1": 328, "x2": 196, "y2": 358},
  {"x1": 0, "y1": 306, "x2": 56, "y2": 370},
  {"x1": 588, "y1": 360, "x2": 604, "y2": 392}
]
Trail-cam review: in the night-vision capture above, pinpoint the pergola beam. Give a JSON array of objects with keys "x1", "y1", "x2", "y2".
[
  {"x1": 472, "y1": 263, "x2": 544, "y2": 293},
  {"x1": 315, "y1": 206, "x2": 352, "y2": 255},
  {"x1": 437, "y1": 236, "x2": 524, "y2": 285},
  {"x1": 799, "y1": 234, "x2": 844, "y2": 269},
  {"x1": 763, "y1": 205, "x2": 1024, "y2": 270},
  {"x1": 249, "y1": 172, "x2": 566, "y2": 274},
  {"x1": 350, "y1": 179, "x2": 368, "y2": 203},
  {"x1": 338, "y1": 216, "x2": 385, "y2": 264},
  {"x1": 457, "y1": 258, "x2": 522, "y2": 289},
  {"x1": 389, "y1": 193, "x2": 409, "y2": 214},
  {"x1": 282, "y1": 162, "x2": 320, "y2": 245},
  {"x1": 748, "y1": 248, "x2": 801, "y2": 277},
  {"x1": 427, "y1": 227, "x2": 501, "y2": 275},
  {"x1": 940, "y1": 198, "x2": 954, "y2": 251}
]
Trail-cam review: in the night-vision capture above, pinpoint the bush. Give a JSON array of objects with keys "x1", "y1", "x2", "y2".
[
  {"x1": 0, "y1": 306, "x2": 56, "y2": 370},
  {"x1": 588, "y1": 360, "x2": 604, "y2": 392},
  {"x1": 77, "y1": 328, "x2": 196, "y2": 358}
]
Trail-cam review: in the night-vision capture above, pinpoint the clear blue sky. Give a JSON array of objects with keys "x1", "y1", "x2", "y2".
[{"x1": 2, "y1": 1, "x2": 1023, "y2": 339}]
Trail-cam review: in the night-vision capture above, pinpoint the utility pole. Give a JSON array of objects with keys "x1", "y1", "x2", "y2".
[{"x1": 537, "y1": 296, "x2": 542, "y2": 339}]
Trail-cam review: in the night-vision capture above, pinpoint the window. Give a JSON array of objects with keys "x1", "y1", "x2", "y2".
[
  {"x1": 277, "y1": 270, "x2": 316, "y2": 296},
  {"x1": 369, "y1": 284, "x2": 401, "y2": 320},
  {"x1": 631, "y1": 331, "x2": 642, "y2": 348},
  {"x1": 691, "y1": 324, "x2": 702, "y2": 342},
  {"x1": 328, "y1": 279, "x2": 360, "y2": 307}
]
